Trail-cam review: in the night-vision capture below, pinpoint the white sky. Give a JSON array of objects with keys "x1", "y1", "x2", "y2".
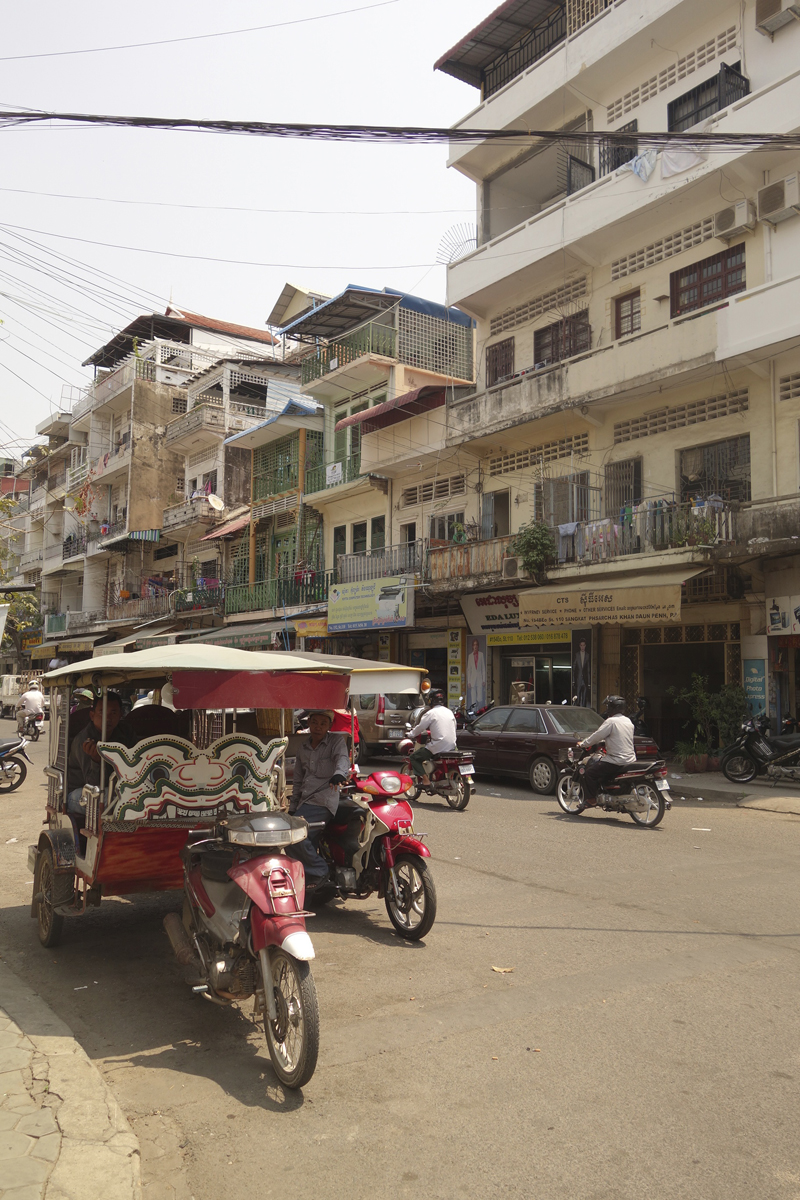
[{"x1": 0, "y1": 0, "x2": 491, "y2": 452}]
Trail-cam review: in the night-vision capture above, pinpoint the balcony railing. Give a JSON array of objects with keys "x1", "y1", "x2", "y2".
[
  {"x1": 67, "y1": 460, "x2": 89, "y2": 491},
  {"x1": 62, "y1": 533, "x2": 87, "y2": 560},
  {"x1": 166, "y1": 402, "x2": 228, "y2": 445},
  {"x1": 225, "y1": 570, "x2": 335, "y2": 616},
  {"x1": 557, "y1": 501, "x2": 734, "y2": 566},
  {"x1": 254, "y1": 469, "x2": 299, "y2": 502},
  {"x1": 301, "y1": 323, "x2": 397, "y2": 385},
  {"x1": 19, "y1": 549, "x2": 43, "y2": 567},
  {"x1": 162, "y1": 497, "x2": 218, "y2": 532},
  {"x1": 304, "y1": 454, "x2": 363, "y2": 494},
  {"x1": 428, "y1": 536, "x2": 513, "y2": 584},
  {"x1": 337, "y1": 540, "x2": 425, "y2": 582},
  {"x1": 65, "y1": 608, "x2": 106, "y2": 634},
  {"x1": 174, "y1": 584, "x2": 223, "y2": 613}
]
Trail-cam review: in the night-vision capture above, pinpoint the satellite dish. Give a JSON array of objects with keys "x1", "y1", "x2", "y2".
[
  {"x1": 437, "y1": 223, "x2": 478, "y2": 265},
  {"x1": 207, "y1": 494, "x2": 224, "y2": 512}
]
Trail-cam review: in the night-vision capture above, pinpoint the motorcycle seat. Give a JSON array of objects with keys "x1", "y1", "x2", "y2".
[
  {"x1": 614, "y1": 763, "x2": 655, "y2": 779},
  {"x1": 769, "y1": 734, "x2": 800, "y2": 750},
  {"x1": 0, "y1": 738, "x2": 22, "y2": 753},
  {"x1": 433, "y1": 749, "x2": 470, "y2": 760}
]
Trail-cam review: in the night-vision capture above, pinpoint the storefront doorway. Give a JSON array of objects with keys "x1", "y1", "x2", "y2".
[
  {"x1": 642, "y1": 643, "x2": 724, "y2": 749},
  {"x1": 501, "y1": 651, "x2": 572, "y2": 705}
]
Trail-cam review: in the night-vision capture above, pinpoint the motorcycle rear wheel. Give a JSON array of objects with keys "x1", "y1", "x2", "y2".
[
  {"x1": 556, "y1": 775, "x2": 585, "y2": 815},
  {"x1": 385, "y1": 854, "x2": 437, "y2": 940},
  {"x1": 722, "y1": 752, "x2": 757, "y2": 783},
  {"x1": 0, "y1": 756, "x2": 27, "y2": 793},
  {"x1": 628, "y1": 784, "x2": 666, "y2": 828},
  {"x1": 445, "y1": 770, "x2": 470, "y2": 810},
  {"x1": 264, "y1": 950, "x2": 319, "y2": 1090}
]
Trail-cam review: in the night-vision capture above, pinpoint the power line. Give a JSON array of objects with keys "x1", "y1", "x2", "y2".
[{"x1": 0, "y1": 1, "x2": 402, "y2": 62}]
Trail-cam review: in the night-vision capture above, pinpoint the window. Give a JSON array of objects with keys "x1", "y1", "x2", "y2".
[
  {"x1": 154, "y1": 542, "x2": 179, "y2": 561},
  {"x1": 598, "y1": 120, "x2": 638, "y2": 177},
  {"x1": 472, "y1": 708, "x2": 511, "y2": 732},
  {"x1": 429, "y1": 511, "x2": 465, "y2": 542},
  {"x1": 679, "y1": 435, "x2": 751, "y2": 503},
  {"x1": 486, "y1": 338, "x2": 514, "y2": 387},
  {"x1": 505, "y1": 708, "x2": 546, "y2": 733},
  {"x1": 604, "y1": 458, "x2": 642, "y2": 517},
  {"x1": 667, "y1": 63, "x2": 749, "y2": 132},
  {"x1": 670, "y1": 244, "x2": 745, "y2": 318},
  {"x1": 371, "y1": 516, "x2": 386, "y2": 550},
  {"x1": 534, "y1": 474, "x2": 591, "y2": 526},
  {"x1": 615, "y1": 291, "x2": 641, "y2": 338},
  {"x1": 176, "y1": 475, "x2": 185, "y2": 495},
  {"x1": 534, "y1": 311, "x2": 590, "y2": 365},
  {"x1": 203, "y1": 471, "x2": 217, "y2": 494},
  {"x1": 333, "y1": 525, "x2": 347, "y2": 560},
  {"x1": 400, "y1": 521, "x2": 416, "y2": 543},
  {"x1": 352, "y1": 521, "x2": 368, "y2": 554},
  {"x1": 359, "y1": 694, "x2": 376, "y2": 710},
  {"x1": 481, "y1": 490, "x2": 510, "y2": 539},
  {"x1": 566, "y1": 154, "x2": 595, "y2": 194}
]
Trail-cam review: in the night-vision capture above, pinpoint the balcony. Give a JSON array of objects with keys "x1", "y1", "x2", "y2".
[
  {"x1": 304, "y1": 454, "x2": 364, "y2": 496},
  {"x1": 45, "y1": 613, "x2": 67, "y2": 636},
  {"x1": 162, "y1": 497, "x2": 219, "y2": 533},
  {"x1": 337, "y1": 540, "x2": 425, "y2": 583},
  {"x1": 554, "y1": 502, "x2": 734, "y2": 569},
  {"x1": 64, "y1": 609, "x2": 106, "y2": 635},
  {"x1": 67, "y1": 460, "x2": 90, "y2": 492},
  {"x1": 225, "y1": 571, "x2": 335, "y2": 616},
  {"x1": 301, "y1": 323, "x2": 397, "y2": 386},
  {"x1": 92, "y1": 440, "x2": 131, "y2": 482},
  {"x1": 174, "y1": 584, "x2": 224, "y2": 614},
  {"x1": 19, "y1": 549, "x2": 43, "y2": 568},
  {"x1": 62, "y1": 533, "x2": 87, "y2": 561},
  {"x1": 166, "y1": 403, "x2": 228, "y2": 449},
  {"x1": 70, "y1": 340, "x2": 219, "y2": 425},
  {"x1": 428, "y1": 536, "x2": 513, "y2": 587}
]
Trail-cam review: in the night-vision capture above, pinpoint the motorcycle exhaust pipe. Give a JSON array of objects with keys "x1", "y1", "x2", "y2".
[{"x1": 163, "y1": 912, "x2": 201, "y2": 967}]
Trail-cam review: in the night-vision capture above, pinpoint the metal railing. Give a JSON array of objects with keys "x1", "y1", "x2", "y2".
[
  {"x1": 62, "y1": 533, "x2": 87, "y2": 560},
  {"x1": 174, "y1": 584, "x2": 223, "y2": 613},
  {"x1": 107, "y1": 591, "x2": 175, "y2": 622},
  {"x1": 225, "y1": 570, "x2": 335, "y2": 616},
  {"x1": 99, "y1": 517, "x2": 127, "y2": 543},
  {"x1": 301, "y1": 323, "x2": 397, "y2": 385},
  {"x1": 337, "y1": 540, "x2": 424, "y2": 582},
  {"x1": 484, "y1": 4, "x2": 566, "y2": 97},
  {"x1": 304, "y1": 454, "x2": 363, "y2": 494},
  {"x1": 556, "y1": 500, "x2": 734, "y2": 565},
  {"x1": 427, "y1": 536, "x2": 512, "y2": 583},
  {"x1": 162, "y1": 497, "x2": 218, "y2": 531}
]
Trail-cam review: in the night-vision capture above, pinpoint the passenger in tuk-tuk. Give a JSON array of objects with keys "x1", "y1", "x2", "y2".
[
  {"x1": 66, "y1": 692, "x2": 136, "y2": 815},
  {"x1": 288, "y1": 709, "x2": 350, "y2": 889}
]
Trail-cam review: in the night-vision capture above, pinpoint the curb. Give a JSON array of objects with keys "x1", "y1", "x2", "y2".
[
  {"x1": 737, "y1": 794, "x2": 800, "y2": 815},
  {"x1": 0, "y1": 960, "x2": 141, "y2": 1200}
]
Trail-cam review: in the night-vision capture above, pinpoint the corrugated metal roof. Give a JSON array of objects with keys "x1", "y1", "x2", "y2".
[{"x1": 434, "y1": 0, "x2": 564, "y2": 87}]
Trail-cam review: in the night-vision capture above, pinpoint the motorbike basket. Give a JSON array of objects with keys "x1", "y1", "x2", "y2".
[{"x1": 221, "y1": 812, "x2": 308, "y2": 847}]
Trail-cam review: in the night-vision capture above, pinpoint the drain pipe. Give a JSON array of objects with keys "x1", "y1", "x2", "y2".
[{"x1": 770, "y1": 358, "x2": 778, "y2": 497}]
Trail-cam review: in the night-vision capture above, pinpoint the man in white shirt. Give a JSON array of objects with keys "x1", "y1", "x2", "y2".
[
  {"x1": 408, "y1": 691, "x2": 457, "y2": 782},
  {"x1": 577, "y1": 695, "x2": 636, "y2": 801},
  {"x1": 16, "y1": 681, "x2": 44, "y2": 733}
]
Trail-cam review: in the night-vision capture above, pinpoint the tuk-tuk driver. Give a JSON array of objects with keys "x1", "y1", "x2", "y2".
[
  {"x1": 67, "y1": 692, "x2": 135, "y2": 815},
  {"x1": 288, "y1": 709, "x2": 350, "y2": 889}
]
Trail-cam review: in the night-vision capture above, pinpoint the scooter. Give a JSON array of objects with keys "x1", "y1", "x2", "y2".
[
  {"x1": 312, "y1": 764, "x2": 437, "y2": 940},
  {"x1": 397, "y1": 728, "x2": 474, "y2": 811},
  {"x1": 164, "y1": 809, "x2": 320, "y2": 1089},
  {"x1": 0, "y1": 734, "x2": 32, "y2": 793},
  {"x1": 721, "y1": 716, "x2": 800, "y2": 785},
  {"x1": 556, "y1": 745, "x2": 672, "y2": 828},
  {"x1": 21, "y1": 712, "x2": 45, "y2": 741},
  {"x1": 454, "y1": 697, "x2": 494, "y2": 729}
]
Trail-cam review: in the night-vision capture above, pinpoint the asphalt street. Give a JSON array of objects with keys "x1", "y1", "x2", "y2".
[{"x1": 1, "y1": 735, "x2": 799, "y2": 1200}]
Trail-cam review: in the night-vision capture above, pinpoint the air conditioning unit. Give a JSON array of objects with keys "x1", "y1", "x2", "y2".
[
  {"x1": 501, "y1": 556, "x2": 530, "y2": 581},
  {"x1": 756, "y1": 0, "x2": 800, "y2": 35},
  {"x1": 757, "y1": 173, "x2": 800, "y2": 225},
  {"x1": 714, "y1": 199, "x2": 756, "y2": 240}
]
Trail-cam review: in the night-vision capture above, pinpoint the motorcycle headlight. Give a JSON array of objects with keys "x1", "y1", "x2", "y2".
[{"x1": 377, "y1": 773, "x2": 402, "y2": 794}]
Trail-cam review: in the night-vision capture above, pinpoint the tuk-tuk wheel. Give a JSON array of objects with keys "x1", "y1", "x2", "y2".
[{"x1": 37, "y1": 847, "x2": 65, "y2": 948}]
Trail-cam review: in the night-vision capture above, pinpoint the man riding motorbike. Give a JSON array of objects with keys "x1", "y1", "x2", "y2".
[
  {"x1": 16, "y1": 681, "x2": 44, "y2": 734},
  {"x1": 288, "y1": 708, "x2": 350, "y2": 891},
  {"x1": 408, "y1": 690, "x2": 458, "y2": 784},
  {"x1": 577, "y1": 695, "x2": 637, "y2": 801}
]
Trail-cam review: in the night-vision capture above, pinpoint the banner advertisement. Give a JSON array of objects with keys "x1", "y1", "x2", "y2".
[
  {"x1": 465, "y1": 634, "x2": 487, "y2": 711},
  {"x1": 21, "y1": 632, "x2": 42, "y2": 651},
  {"x1": 743, "y1": 659, "x2": 767, "y2": 717},
  {"x1": 486, "y1": 630, "x2": 570, "y2": 647},
  {"x1": 327, "y1": 575, "x2": 415, "y2": 633},
  {"x1": 766, "y1": 595, "x2": 800, "y2": 635},
  {"x1": 460, "y1": 590, "x2": 526, "y2": 636},
  {"x1": 295, "y1": 617, "x2": 328, "y2": 637},
  {"x1": 0, "y1": 605, "x2": 8, "y2": 647},
  {"x1": 571, "y1": 629, "x2": 592, "y2": 707},
  {"x1": 447, "y1": 629, "x2": 465, "y2": 709},
  {"x1": 519, "y1": 584, "x2": 682, "y2": 627}
]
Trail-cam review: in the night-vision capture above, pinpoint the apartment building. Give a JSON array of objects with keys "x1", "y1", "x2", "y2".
[{"x1": 429, "y1": 0, "x2": 800, "y2": 743}]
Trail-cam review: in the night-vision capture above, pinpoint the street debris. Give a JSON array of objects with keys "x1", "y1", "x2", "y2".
[
  {"x1": 5, "y1": 837, "x2": 18, "y2": 843},
  {"x1": 692, "y1": 828, "x2": 711, "y2": 832},
  {"x1": 491, "y1": 966, "x2": 514, "y2": 974}
]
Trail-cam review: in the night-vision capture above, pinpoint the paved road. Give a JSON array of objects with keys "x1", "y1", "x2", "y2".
[{"x1": 1, "y1": 736, "x2": 799, "y2": 1200}]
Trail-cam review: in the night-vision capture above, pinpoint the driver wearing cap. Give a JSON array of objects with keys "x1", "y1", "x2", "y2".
[{"x1": 288, "y1": 709, "x2": 350, "y2": 889}]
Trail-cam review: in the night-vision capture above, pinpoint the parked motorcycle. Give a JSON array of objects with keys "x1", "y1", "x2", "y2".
[
  {"x1": 0, "y1": 734, "x2": 32, "y2": 793},
  {"x1": 397, "y1": 728, "x2": 474, "y2": 810},
  {"x1": 722, "y1": 716, "x2": 800, "y2": 784},
  {"x1": 455, "y1": 697, "x2": 494, "y2": 729},
  {"x1": 312, "y1": 765, "x2": 437, "y2": 940},
  {"x1": 556, "y1": 745, "x2": 672, "y2": 828},
  {"x1": 21, "y1": 712, "x2": 44, "y2": 741},
  {"x1": 164, "y1": 809, "x2": 320, "y2": 1089}
]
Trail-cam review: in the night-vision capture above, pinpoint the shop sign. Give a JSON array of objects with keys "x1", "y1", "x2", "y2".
[
  {"x1": 295, "y1": 618, "x2": 328, "y2": 637},
  {"x1": 378, "y1": 633, "x2": 391, "y2": 662},
  {"x1": 0, "y1": 605, "x2": 8, "y2": 645},
  {"x1": 21, "y1": 633, "x2": 42, "y2": 651},
  {"x1": 487, "y1": 630, "x2": 570, "y2": 647},
  {"x1": 743, "y1": 659, "x2": 767, "y2": 718},
  {"x1": 519, "y1": 584, "x2": 682, "y2": 627},
  {"x1": 327, "y1": 575, "x2": 415, "y2": 632},
  {"x1": 460, "y1": 590, "x2": 527, "y2": 636},
  {"x1": 326, "y1": 462, "x2": 343, "y2": 486},
  {"x1": 766, "y1": 595, "x2": 800, "y2": 635},
  {"x1": 447, "y1": 629, "x2": 464, "y2": 708}
]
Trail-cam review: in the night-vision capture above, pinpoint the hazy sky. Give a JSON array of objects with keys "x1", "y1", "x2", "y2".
[{"x1": 0, "y1": 0, "x2": 491, "y2": 451}]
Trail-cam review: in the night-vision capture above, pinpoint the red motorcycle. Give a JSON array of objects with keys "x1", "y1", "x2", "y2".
[
  {"x1": 314, "y1": 765, "x2": 437, "y2": 940},
  {"x1": 397, "y1": 730, "x2": 474, "y2": 811}
]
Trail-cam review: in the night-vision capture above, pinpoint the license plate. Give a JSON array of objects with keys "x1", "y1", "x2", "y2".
[
  {"x1": 387, "y1": 729, "x2": 404, "y2": 739},
  {"x1": 655, "y1": 779, "x2": 669, "y2": 791},
  {"x1": 458, "y1": 764, "x2": 475, "y2": 775}
]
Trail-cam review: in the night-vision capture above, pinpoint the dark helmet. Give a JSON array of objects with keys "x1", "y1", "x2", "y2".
[
  {"x1": 603, "y1": 695, "x2": 627, "y2": 717},
  {"x1": 429, "y1": 689, "x2": 446, "y2": 707}
]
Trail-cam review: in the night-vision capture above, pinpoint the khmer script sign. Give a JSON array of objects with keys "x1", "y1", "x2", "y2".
[{"x1": 519, "y1": 583, "x2": 683, "y2": 627}]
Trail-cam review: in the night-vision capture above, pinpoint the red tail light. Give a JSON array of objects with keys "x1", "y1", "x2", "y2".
[{"x1": 375, "y1": 694, "x2": 385, "y2": 726}]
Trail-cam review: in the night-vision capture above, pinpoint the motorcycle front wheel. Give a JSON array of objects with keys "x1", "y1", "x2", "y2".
[
  {"x1": 264, "y1": 950, "x2": 319, "y2": 1090},
  {"x1": 723, "y1": 752, "x2": 757, "y2": 783},
  {"x1": 556, "y1": 774, "x2": 585, "y2": 815},
  {"x1": 385, "y1": 854, "x2": 437, "y2": 940},
  {"x1": 0, "y1": 756, "x2": 27, "y2": 793},
  {"x1": 628, "y1": 784, "x2": 666, "y2": 828},
  {"x1": 445, "y1": 770, "x2": 471, "y2": 810}
]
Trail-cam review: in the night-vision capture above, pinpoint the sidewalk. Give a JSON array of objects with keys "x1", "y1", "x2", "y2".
[
  {"x1": 665, "y1": 769, "x2": 800, "y2": 814},
  {"x1": 0, "y1": 960, "x2": 141, "y2": 1200}
]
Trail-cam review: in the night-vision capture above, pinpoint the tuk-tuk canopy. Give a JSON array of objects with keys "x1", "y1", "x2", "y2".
[{"x1": 43, "y1": 645, "x2": 424, "y2": 710}]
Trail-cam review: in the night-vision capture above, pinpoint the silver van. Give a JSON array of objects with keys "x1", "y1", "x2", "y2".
[{"x1": 358, "y1": 691, "x2": 424, "y2": 756}]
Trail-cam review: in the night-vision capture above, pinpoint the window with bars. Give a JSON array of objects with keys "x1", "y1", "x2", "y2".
[
  {"x1": 333, "y1": 525, "x2": 347, "y2": 559},
  {"x1": 615, "y1": 291, "x2": 641, "y2": 338},
  {"x1": 680, "y1": 435, "x2": 751, "y2": 503},
  {"x1": 667, "y1": 62, "x2": 749, "y2": 132},
  {"x1": 371, "y1": 515, "x2": 386, "y2": 550},
  {"x1": 401, "y1": 473, "x2": 466, "y2": 508},
  {"x1": 534, "y1": 311, "x2": 591, "y2": 365},
  {"x1": 604, "y1": 458, "x2": 642, "y2": 517},
  {"x1": 253, "y1": 434, "x2": 299, "y2": 500},
  {"x1": 566, "y1": 155, "x2": 595, "y2": 195},
  {"x1": 598, "y1": 120, "x2": 638, "y2": 176},
  {"x1": 533, "y1": 474, "x2": 591, "y2": 526},
  {"x1": 670, "y1": 244, "x2": 745, "y2": 318},
  {"x1": 429, "y1": 511, "x2": 465, "y2": 542},
  {"x1": 486, "y1": 338, "x2": 514, "y2": 387}
]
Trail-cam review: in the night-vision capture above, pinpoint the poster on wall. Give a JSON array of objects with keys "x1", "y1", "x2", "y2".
[
  {"x1": 327, "y1": 575, "x2": 414, "y2": 632},
  {"x1": 571, "y1": 629, "x2": 592, "y2": 707},
  {"x1": 466, "y1": 634, "x2": 487, "y2": 712},
  {"x1": 447, "y1": 629, "x2": 464, "y2": 709},
  {"x1": 743, "y1": 659, "x2": 767, "y2": 718},
  {"x1": 767, "y1": 596, "x2": 792, "y2": 635}
]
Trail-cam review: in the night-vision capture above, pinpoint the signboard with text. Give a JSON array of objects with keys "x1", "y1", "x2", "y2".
[
  {"x1": 743, "y1": 659, "x2": 767, "y2": 718},
  {"x1": 519, "y1": 584, "x2": 682, "y2": 628},
  {"x1": 327, "y1": 575, "x2": 414, "y2": 632}
]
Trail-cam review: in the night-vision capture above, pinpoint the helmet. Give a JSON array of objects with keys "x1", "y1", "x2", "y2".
[
  {"x1": 429, "y1": 689, "x2": 446, "y2": 707},
  {"x1": 28, "y1": 681, "x2": 40, "y2": 690},
  {"x1": 603, "y1": 695, "x2": 627, "y2": 717}
]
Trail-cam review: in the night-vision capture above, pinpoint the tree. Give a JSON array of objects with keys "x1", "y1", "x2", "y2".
[{"x1": 0, "y1": 495, "x2": 42, "y2": 662}]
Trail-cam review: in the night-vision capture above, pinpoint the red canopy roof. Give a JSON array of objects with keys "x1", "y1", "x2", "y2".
[
  {"x1": 334, "y1": 387, "x2": 446, "y2": 435},
  {"x1": 199, "y1": 512, "x2": 251, "y2": 541}
]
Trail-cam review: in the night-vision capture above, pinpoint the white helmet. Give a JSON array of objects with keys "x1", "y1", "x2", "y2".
[{"x1": 29, "y1": 680, "x2": 41, "y2": 690}]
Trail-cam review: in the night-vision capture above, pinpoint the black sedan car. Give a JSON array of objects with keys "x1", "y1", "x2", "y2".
[{"x1": 457, "y1": 704, "x2": 660, "y2": 795}]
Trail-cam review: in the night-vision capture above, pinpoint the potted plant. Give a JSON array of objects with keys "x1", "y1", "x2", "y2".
[
  {"x1": 672, "y1": 740, "x2": 708, "y2": 773},
  {"x1": 510, "y1": 521, "x2": 556, "y2": 580}
]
